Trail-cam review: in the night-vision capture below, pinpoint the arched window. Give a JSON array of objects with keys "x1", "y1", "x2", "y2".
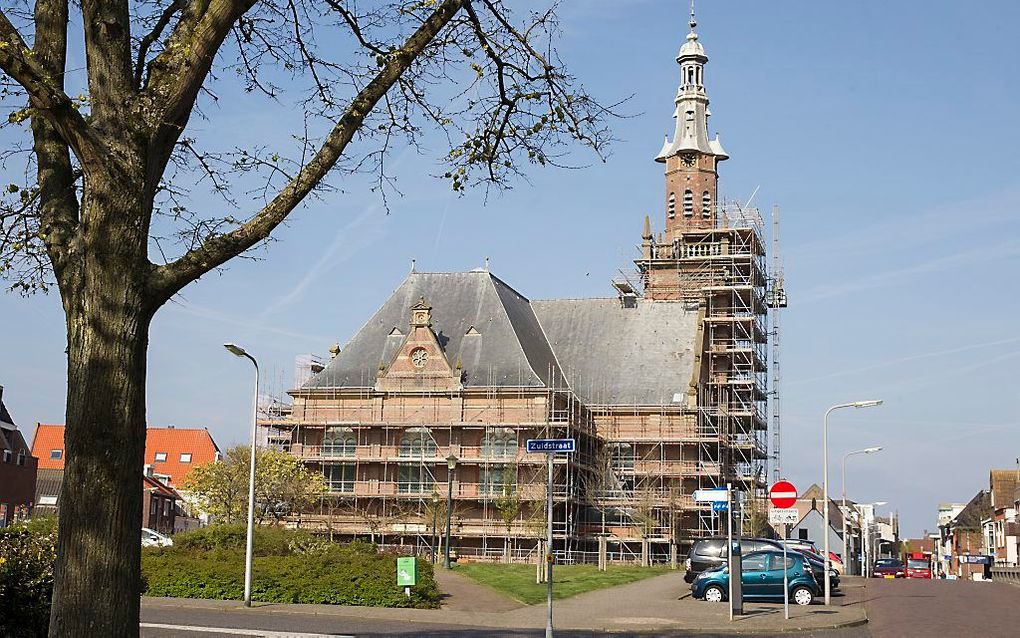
[
  {"x1": 482, "y1": 427, "x2": 516, "y2": 459},
  {"x1": 16, "y1": 449, "x2": 26, "y2": 466},
  {"x1": 667, "y1": 192, "x2": 676, "y2": 218},
  {"x1": 399, "y1": 428, "x2": 436, "y2": 458},
  {"x1": 398, "y1": 428, "x2": 436, "y2": 493},
  {"x1": 702, "y1": 191, "x2": 712, "y2": 218},
  {"x1": 683, "y1": 190, "x2": 694, "y2": 216},
  {"x1": 322, "y1": 426, "x2": 356, "y2": 457}
]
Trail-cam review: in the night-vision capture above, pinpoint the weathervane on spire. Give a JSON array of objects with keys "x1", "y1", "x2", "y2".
[{"x1": 689, "y1": 0, "x2": 697, "y2": 32}]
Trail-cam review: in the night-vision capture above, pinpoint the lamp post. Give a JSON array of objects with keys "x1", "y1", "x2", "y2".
[
  {"x1": 431, "y1": 493, "x2": 439, "y2": 564},
  {"x1": 842, "y1": 446, "x2": 882, "y2": 575},
  {"x1": 224, "y1": 343, "x2": 259, "y2": 608},
  {"x1": 444, "y1": 454, "x2": 458, "y2": 569},
  {"x1": 823, "y1": 400, "x2": 882, "y2": 605}
]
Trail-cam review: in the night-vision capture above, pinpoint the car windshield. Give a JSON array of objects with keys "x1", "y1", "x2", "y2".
[
  {"x1": 907, "y1": 559, "x2": 928, "y2": 569},
  {"x1": 876, "y1": 559, "x2": 902, "y2": 567}
]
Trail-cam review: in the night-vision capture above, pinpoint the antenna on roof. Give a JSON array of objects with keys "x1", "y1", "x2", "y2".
[
  {"x1": 484, "y1": 256, "x2": 490, "y2": 272},
  {"x1": 410, "y1": 258, "x2": 416, "y2": 273}
]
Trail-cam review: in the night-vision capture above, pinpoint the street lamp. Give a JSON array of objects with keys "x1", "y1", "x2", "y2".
[
  {"x1": 823, "y1": 400, "x2": 882, "y2": 605},
  {"x1": 224, "y1": 343, "x2": 259, "y2": 608},
  {"x1": 444, "y1": 454, "x2": 458, "y2": 569},
  {"x1": 842, "y1": 446, "x2": 883, "y2": 576},
  {"x1": 431, "y1": 493, "x2": 439, "y2": 564}
]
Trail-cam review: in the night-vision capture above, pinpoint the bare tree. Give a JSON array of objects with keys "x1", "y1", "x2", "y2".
[
  {"x1": 0, "y1": 1, "x2": 615, "y2": 634},
  {"x1": 492, "y1": 466, "x2": 522, "y2": 562}
]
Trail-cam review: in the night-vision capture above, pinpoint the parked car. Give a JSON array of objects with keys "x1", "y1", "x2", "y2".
[
  {"x1": 873, "y1": 558, "x2": 905, "y2": 578},
  {"x1": 684, "y1": 537, "x2": 784, "y2": 583},
  {"x1": 773, "y1": 540, "x2": 841, "y2": 590},
  {"x1": 691, "y1": 550, "x2": 818, "y2": 605},
  {"x1": 828, "y1": 552, "x2": 845, "y2": 575},
  {"x1": 141, "y1": 527, "x2": 173, "y2": 548}
]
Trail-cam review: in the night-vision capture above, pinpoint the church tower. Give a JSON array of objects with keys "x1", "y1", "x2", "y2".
[{"x1": 655, "y1": 5, "x2": 728, "y2": 237}]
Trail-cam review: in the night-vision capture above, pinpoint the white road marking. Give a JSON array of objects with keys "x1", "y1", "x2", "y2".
[{"x1": 140, "y1": 622, "x2": 355, "y2": 638}]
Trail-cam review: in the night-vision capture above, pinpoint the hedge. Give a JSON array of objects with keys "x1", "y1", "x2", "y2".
[
  {"x1": 142, "y1": 527, "x2": 440, "y2": 609},
  {"x1": 0, "y1": 518, "x2": 57, "y2": 638}
]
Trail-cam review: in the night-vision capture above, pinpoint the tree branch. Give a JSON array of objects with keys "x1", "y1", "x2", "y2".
[
  {"x1": 149, "y1": 0, "x2": 469, "y2": 301},
  {"x1": 134, "y1": 0, "x2": 187, "y2": 88},
  {"x1": 0, "y1": 8, "x2": 107, "y2": 167},
  {"x1": 28, "y1": 0, "x2": 81, "y2": 286}
]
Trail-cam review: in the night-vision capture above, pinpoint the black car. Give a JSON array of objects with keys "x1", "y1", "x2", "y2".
[{"x1": 685, "y1": 537, "x2": 839, "y2": 591}]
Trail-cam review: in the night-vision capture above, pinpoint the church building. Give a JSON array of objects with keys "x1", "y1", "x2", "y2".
[{"x1": 267, "y1": 9, "x2": 773, "y2": 564}]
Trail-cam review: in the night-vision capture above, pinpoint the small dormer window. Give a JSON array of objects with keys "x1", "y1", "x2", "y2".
[
  {"x1": 155, "y1": 452, "x2": 167, "y2": 463},
  {"x1": 50, "y1": 449, "x2": 63, "y2": 460},
  {"x1": 702, "y1": 191, "x2": 712, "y2": 218},
  {"x1": 667, "y1": 193, "x2": 676, "y2": 218},
  {"x1": 683, "y1": 190, "x2": 694, "y2": 216}
]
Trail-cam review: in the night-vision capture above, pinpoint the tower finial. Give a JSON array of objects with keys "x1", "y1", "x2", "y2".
[{"x1": 689, "y1": 0, "x2": 697, "y2": 32}]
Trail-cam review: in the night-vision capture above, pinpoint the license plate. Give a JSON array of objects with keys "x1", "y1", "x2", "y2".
[{"x1": 884, "y1": 575, "x2": 895, "y2": 579}]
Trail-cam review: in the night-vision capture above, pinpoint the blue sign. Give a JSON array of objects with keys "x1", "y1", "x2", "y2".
[
  {"x1": 526, "y1": 438, "x2": 576, "y2": 453},
  {"x1": 960, "y1": 555, "x2": 991, "y2": 564},
  {"x1": 712, "y1": 501, "x2": 729, "y2": 512}
]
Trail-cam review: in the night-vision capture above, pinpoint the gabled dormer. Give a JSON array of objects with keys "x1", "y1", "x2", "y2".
[{"x1": 375, "y1": 296, "x2": 462, "y2": 393}]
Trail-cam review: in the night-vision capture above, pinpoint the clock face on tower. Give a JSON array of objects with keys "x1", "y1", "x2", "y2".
[
  {"x1": 410, "y1": 348, "x2": 429, "y2": 368},
  {"x1": 680, "y1": 153, "x2": 697, "y2": 168}
]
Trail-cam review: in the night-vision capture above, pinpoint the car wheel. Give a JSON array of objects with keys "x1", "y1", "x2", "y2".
[
  {"x1": 704, "y1": 585, "x2": 725, "y2": 603},
  {"x1": 792, "y1": 586, "x2": 814, "y2": 606}
]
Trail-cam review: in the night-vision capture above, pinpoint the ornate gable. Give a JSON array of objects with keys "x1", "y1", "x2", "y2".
[{"x1": 375, "y1": 296, "x2": 462, "y2": 393}]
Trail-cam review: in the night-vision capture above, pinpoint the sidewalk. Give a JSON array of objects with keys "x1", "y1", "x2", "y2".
[{"x1": 143, "y1": 571, "x2": 867, "y2": 634}]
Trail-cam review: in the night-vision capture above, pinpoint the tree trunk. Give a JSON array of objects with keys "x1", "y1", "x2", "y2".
[{"x1": 48, "y1": 187, "x2": 155, "y2": 637}]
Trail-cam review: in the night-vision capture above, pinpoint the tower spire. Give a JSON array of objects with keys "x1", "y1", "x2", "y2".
[{"x1": 689, "y1": 0, "x2": 697, "y2": 32}]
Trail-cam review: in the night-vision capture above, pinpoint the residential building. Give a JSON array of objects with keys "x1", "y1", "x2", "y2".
[
  {"x1": 30, "y1": 424, "x2": 220, "y2": 530},
  {"x1": 143, "y1": 474, "x2": 180, "y2": 535},
  {"x1": 790, "y1": 483, "x2": 847, "y2": 557},
  {"x1": 262, "y1": 9, "x2": 774, "y2": 563},
  {"x1": 939, "y1": 490, "x2": 992, "y2": 580},
  {"x1": 0, "y1": 386, "x2": 37, "y2": 527},
  {"x1": 31, "y1": 424, "x2": 221, "y2": 488},
  {"x1": 935, "y1": 502, "x2": 966, "y2": 576},
  {"x1": 987, "y1": 469, "x2": 1019, "y2": 566}
]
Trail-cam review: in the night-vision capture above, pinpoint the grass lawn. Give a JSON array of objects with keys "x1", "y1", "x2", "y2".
[{"x1": 454, "y1": 563, "x2": 673, "y2": 605}]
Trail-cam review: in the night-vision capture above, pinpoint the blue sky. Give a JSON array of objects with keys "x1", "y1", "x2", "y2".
[{"x1": 2, "y1": 0, "x2": 1019, "y2": 538}]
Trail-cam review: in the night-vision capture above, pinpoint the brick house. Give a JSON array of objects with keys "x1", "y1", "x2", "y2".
[
  {"x1": 987, "y1": 470, "x2": 1018, "y2": 566},
  {"x1": 142, "y1": 474, "x2": 180, "y2": 534},
  {"x1": 0, "y1": 386, "x2": 38, "y2": 526},
  {"x1": 940, "y1": 490, "x2": 992, "y2": 580}
]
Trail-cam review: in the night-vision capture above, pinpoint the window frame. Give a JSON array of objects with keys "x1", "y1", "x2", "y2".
[
  {"x1": 179, "y1": 453, "x2": 192, "y2": 463},
  {"x1": 154, "y1": 452, "x2": 168, "y2": 463},
  {"x1": 50, "y1": 449, "x2": 63, "y2": 460}
]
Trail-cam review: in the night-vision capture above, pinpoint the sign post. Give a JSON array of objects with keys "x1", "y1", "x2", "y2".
[
  {"x1": 527, "y1": 438, "x2": 576, "y2": 638},
  {"x1": 726, "y1": 483, "x2": 742, "y2": 619},
  {"x1": 397, "y1": 556, "x2": 417, "y2": 598},
  {"x1": 769, "y1": 480, "x2": 799, "y2": 620}
]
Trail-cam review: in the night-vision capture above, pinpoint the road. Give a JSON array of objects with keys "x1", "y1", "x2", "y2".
[{"x1": 140, "y1": 577, "x2": 1020, "y2": 637}]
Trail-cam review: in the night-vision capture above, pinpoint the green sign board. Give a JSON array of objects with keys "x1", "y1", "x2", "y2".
[{"x1": 396, "y1": 556, "x2": 417, "y2": 587}]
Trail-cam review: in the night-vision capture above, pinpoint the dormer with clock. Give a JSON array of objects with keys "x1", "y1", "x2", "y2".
[{"x1": 376, "y1": 296, "x2": 461, "y2": 393}]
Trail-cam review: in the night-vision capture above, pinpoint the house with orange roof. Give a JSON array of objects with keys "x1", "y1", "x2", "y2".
[
  {"x1": 30, "y1": 424, "x2": 221, "y2": 531},
  {"x1": 31, "y1": 424, "x2": 221, "y2": 488}
]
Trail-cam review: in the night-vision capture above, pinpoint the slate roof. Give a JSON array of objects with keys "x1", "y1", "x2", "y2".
[
  {"x1": 989, "y1": 470, "x2": 1019, "y2": 511},
  {"x1": 532, "y1": 298, "x2": 698, "y2": 406},
  {"x1": 952, "y1": 490, "x2": 992, "y2": 531},
  {"x1": 303, "y1": 271, "x2": 701, "y2": 407},
  {"x1": 305, "y1": 271, "x2": 561, "y2": 390},
  {"x1": 0, "y1": 398, "x2": 14, "y2": 427}
]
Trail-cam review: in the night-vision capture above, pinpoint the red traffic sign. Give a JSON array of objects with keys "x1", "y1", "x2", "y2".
[{"x1": 769, "y1": 481, "x2": 798, "y2": 509}]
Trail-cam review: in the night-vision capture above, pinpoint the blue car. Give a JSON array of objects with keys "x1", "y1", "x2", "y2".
[{"x1": 691, "y1": 550, "x2": 819, "y2": 606}]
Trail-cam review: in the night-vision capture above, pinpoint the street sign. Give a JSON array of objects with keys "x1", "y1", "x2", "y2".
[
  {"x1": 712, "y1": 501, "x2": 729, "y2": 512},
  {"x1": 769, "y1": 507, "x2": 799, "y2": 524},
  {"x1": 693, "y1": 488, "x2": 729, "y2": 503},
  {"x1": 396, "y1": 556, "x2": 417, "y2": 587},
  {"x1": 526, "y1": 438, "x2": 576, "y2": 453},
  {"x1": 769, "y1": 480, "x2": 798, "y2": 509}
]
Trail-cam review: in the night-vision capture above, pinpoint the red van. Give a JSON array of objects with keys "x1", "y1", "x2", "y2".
[{"x1": 904, "y1": 551, "x2": 932, "y2": 579}]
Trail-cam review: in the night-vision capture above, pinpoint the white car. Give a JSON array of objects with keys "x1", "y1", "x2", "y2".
[{"x1": 141, "y1": 527, "x2": 173, "y2": 547}]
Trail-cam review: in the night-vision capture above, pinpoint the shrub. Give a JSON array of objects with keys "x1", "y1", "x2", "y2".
[
  {"x1": 0, "y1": 521, "x2": 57, "y2": 637},
  {"x1": 142, "y1": 532, "x2": 440, "y2": 609}
]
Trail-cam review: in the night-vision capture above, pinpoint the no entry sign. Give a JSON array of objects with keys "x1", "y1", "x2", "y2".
[{"x1": 769, "y1": 480, "x2": 798, "y2": 509}]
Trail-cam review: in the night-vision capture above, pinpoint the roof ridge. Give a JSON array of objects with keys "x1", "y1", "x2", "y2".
[{"x1": 484, "y1": 274, "x2": 551, "y2": 387}]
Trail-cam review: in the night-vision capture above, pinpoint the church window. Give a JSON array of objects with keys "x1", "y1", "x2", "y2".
[
  {"x1": 398, "y1": 428, "x2": 436, "y2": 459},
  {"x1": 482, "y1": 427, "x2": 516, "y2": 459},
  {"x1": 683, "y1": 190, "x2": 694, "y2": 216},
  {"x1": 324, "y1": 464, "x2": 355, "y2": 492},
  {"x1": 702, "y1": 191, "x2": 712, "y2": 218},
  {"x1": 481, "y1": 465, "x2": 516, "y2": 496},
  {"x1": 667, "y1": 193, "x2": 676, "y2": 218},
  {"x1": 398, "y1": 428, "x2": 435, "y2": 494}
]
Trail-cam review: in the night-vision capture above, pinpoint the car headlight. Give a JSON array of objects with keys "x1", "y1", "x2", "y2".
[{"x1": 695, "y1": 571, "x2": 708, "y2": 580}]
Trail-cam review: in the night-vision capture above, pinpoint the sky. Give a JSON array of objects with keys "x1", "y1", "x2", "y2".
[{"x1": 2, "y1": 0, "x2": 1019, "y2": 538}]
